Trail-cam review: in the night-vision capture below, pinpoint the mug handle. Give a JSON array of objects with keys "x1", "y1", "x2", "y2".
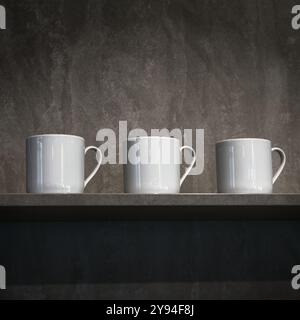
[
  {"x1": 272, "y1": 147, "x2": 286, "y2": 184},
  {"x1": 84, "y1": 146, "x2": 103, "y2": 189},
  {"x1": 180, "y1": 146, "x2": 197, "y2": 187}
]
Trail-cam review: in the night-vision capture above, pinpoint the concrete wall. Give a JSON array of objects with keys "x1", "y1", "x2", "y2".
[{"x1": 0, "y1": 0, "x2": 300, "y2": 193}]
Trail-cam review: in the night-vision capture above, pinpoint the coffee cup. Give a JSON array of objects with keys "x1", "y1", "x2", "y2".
[
  {"x1": 124, "y1": 136, "x2": 196, "y2": 194},
  {"x1": 26, "y1": 134, "x2": 102, "y2": 193},
  {"x1": 216, "y1": 138, "x2": 286, "y2": 194}
]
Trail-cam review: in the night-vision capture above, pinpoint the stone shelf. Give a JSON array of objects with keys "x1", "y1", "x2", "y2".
[
  {"x1": 0, "y1": 194, "x2": 299, "y2": 221},
  {"x1": 0, "y1": 193, "x2": 300, "y2": 206}
]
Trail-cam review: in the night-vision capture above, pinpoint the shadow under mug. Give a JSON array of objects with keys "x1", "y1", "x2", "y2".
[
  {"x1": 26, "y1": 134, "x2": 102, "y2": 194},
  {"x1": 124, "y1": 136, "x2": 196, "y2": 194},
  {"x1": 216, "y1": 138, "x2": 286, "y2": 194}
]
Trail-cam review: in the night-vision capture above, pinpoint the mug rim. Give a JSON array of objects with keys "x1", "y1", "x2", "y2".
[
  {"x1": 216, "y1": 138, "x2": 271, "y2": 145},
  {"x1": 26, "y1": 134, "x2": 85, "y2": 141},
  {"x1": 128, "y1": 136, "x2": 180, "y2": 142}
]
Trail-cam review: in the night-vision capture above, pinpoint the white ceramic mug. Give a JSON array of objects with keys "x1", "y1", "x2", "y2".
[
  {"x1": 26, "y1": 134, "x2": 102, "y2": 194},
  {"x1": 216, "y1": 138, "x2": 286, "y2": 194},
  {"x1": 124, "y1": 136, "x2": 196, "y2": 194}
]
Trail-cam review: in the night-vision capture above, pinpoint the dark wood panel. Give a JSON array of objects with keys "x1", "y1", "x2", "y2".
[{"x1": 0, "y1": 216, "x2": 300, "y2": 299}]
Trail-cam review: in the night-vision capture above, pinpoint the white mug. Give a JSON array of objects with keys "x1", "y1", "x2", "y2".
[
  {"x1": 26, "y1": 134, "x2": 102, "y2": 194},
  {"x1": 216, "y1": 138, "x2": 286, "y2": 194},
  {"x1": 124, "y1": 136, "x2": 196, "y2": 194}
]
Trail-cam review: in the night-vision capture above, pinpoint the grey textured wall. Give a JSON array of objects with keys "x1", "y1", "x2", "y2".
[{"x1": 0, "y1": 0, "x2": 300, "y2": 193}]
